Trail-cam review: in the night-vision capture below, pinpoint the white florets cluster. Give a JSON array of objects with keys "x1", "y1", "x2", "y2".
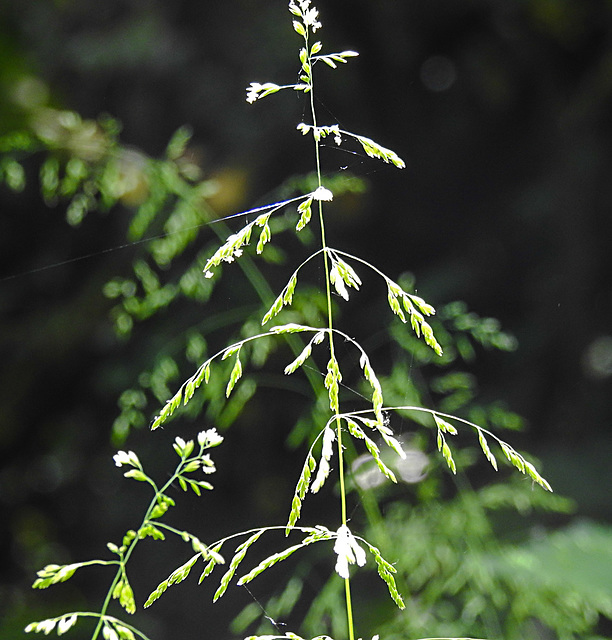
[
  {"x1": 333, "y1": 524, "x2": 366, "y2": 579},
  {"x1": 289, "y1": 0, "x2": 322, "y2": 32},
  {"x1": 113, "y1": 450, "x2": 140, "y2": 468}
]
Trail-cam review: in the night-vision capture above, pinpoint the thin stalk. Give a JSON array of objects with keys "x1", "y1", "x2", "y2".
[
  {"x1": 91, "y1": 572, "x2": 121, "y2": 640},
  {"x1": 91, "y1": 461, "x2": 186, "y2": 640},
  {"x1": 307, "y1": 38, "x2": 355, "y2": 640}
]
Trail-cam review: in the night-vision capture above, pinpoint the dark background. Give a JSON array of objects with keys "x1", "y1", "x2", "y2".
[{"x1": 2, "y1": 0, "x2": 612, "y2": 638}]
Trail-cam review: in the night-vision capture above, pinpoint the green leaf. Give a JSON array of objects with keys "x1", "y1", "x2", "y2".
[
  {"x1": 499, "y1": 442, "x2": 552, "y2": 492},
  {"x1": 107, "y1": 542, "x2": 120, "y2": 555},
  {"x1": 203, "y1": 221, "x2": 255, "y2": 274},
  {"x1": 364, "y1": 540, "x2": 405, "y2": 610},
  {"x1": 188, "y1": 477, "x2": 212, "y2": 495},
  {"x1": 151, "y1": 388, "x2": 183, "y2": 430},
  {"x1": 346, "y1": 418, "x2": 397, "y2": 483},
  {"x1": 145, "y1": 580, "x2": 168, "y2": 608},
  {"x1": 500, "y1": 442, "x2": 524, "y2": 472},
  {"x1": 1, "y1": 157, "x2": 26, "y2": 192},
  {"x1": 149, "y1": 498, "x2": 170, "y2": 519},
  {"x1": 284, "y1": 341, "x2": 313, "y2": 375},
  {"x1": 111, "y1": 577, "x2": 136, "y2": 614},
  {"x1": 32, "y1": 563, "x2": 80, "y2": 589},
  {"x1": 335, "y1": 256, "x2": 361, "y2": 291},
  {"x1": 270, "y1": 323, "x2": 311, "y2": 335},
  {"x1": 329, "y1": 261, "x2": 349, "y2": 300},
  {"x1": 166, "y1": 125, "x2": 192, "y2": 160},
  {"x1": 169, "y1": 553, "x2": 201, "y2": 585},
  {"x1": 226, "y1": 352, "x2": 243, "y2": 397},
  {"x1": 183, "y1": 459, "x2": 201, "y2": 473},
  {"x1": 137, "y1": 523, "x2": 165, "y2": 540},
  {"x1": 173, "y1": 436, "x2": 194, "y2": 458},
  {"x1": 433, "y1": 414, "x2": 458, "y2": 435},
  {"x1": 421, "y1": 318, "x2": 443, "y2": 356},
  {"x1": 387, "y1": 288, "x2": 406, "y2": 322},
  {"x1": 477, "y1": 430, "x2": 498, "y2": 471},
  {"x1": 409, "y1": 293, "x2": 436, "y2": 316},
  {"x1": 437, "y1": 433, "x2": 457, "y2": 474},
  {"x1": 145, "y1": 553, "x2": 201, "y2": 608},
  {"x1": 122, "y1": 530, "x2": 137, "y2": 547},
  {"x1": 238, "y1": 531, "x2": 327, "y2": 586},
  {"x1": 330, "y1": 256, "x2": 361, "y2": 300},
  {"x1": 119, "y1": 578, "x2": 136, "y2": 614},
  {"x1": 213, "y1": 530, "x2": 265, "y2": 602},
  {"x1": 262, "y1": 272, "x2": 298, "y2": 325},
  {"x1": 255, "y1": 214, "x2": 272, "y2": 254},
  {"x1": 262, "y1": 293, "x2": 284, "y2": 325},
  {"x1": 198, "y1": 558, "x2": 217, "y2": 583},
  {"x1": 40, "y1": 156, "x2": 60, "y2": 202},
  {"x1": 311, "y1": 41, "x2": 322, "y2": 55},
  {"x1": 187, "y1": 361, "x2": 211, "y2": 401},
  {"x1": 324, "y1": 356, "x2": 341, "y2": 412},
  {"x1": 293, "y1": 20, "x2": 306, "y2": 36},
  {"x1": 198, "y1": 543, "x2": 224, "y2": 584},
  {"x1": 283, "y1": 274, "x2": 298, "y2": 305},
  {"x1": 123, "y1": 467, "x2": 149, "y2": 482},
  {"x1": 222, "y1": 344, "x2": 241, "y2": 360},
  {"x1": 385, "y1": 281, "x2": 443, "y2": 355},
  {"x1": 256, "y1": 222, "x2": 271, "y2": 253},
  {"x1": 296, "y1": 197, "x2": 313, "y2": 231},
  {"x1": 286, "y1": 452, "x2": 317, "y2": 532},
  {"x1": 238, "y1": 543, "x2": 305, "y2": 585},
  {"x1": 315, "y1": 51, "x2": 359, "y2": 69},
  {"x1": 115, "y1": 624, "x2": 136, "y2": 640},
  {"x1": 353, "y1": 133, "x2": 405, "y2": 169}
]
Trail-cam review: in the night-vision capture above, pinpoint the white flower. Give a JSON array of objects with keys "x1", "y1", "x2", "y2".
[
  {"x1": 246, "y1": 82, "x2": 263, "y2": 104},
  {"x1": 245, "y1": 82, "x2": 281, "y2": 104},
  {"x1": 288, "y1": 1, "x2": 321, "y2": 31},
  {"x1": 333, "y1": 524, "x2": 366, "y2": 579},
  {"x1": 197, "y1": 428, "x2": 223, "y2": 448},
  {"x1": 200, "y1": 454, "x2": 216, "y2": 474},
  {"x1": 311, "y1": 426, "x2": 336, "y2": 493},
  {"x1": 113, "y1": 450, "x2": 139, "y2": 468},
  {"x1": 102, "y1": 624, "x2": 119, "y2": 640},
  {"x1": 312, "y1": 186, "x2": 333, "y2": 201},
  {"x1": 39, "y1": 619, "x2": 57, "y2": 634},
  {"x1": 303, "y1": 7, "x2": 321, "y2": 32},
  {"x1": 57, "y1": 615, "x2": 77, "y2": 634}
]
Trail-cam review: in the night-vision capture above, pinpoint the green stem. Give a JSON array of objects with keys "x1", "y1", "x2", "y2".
[
  {"x1": 306, "y1": 32, "x2": 355, "y2": 640},
  {"x1": 91, "y1": 573, "x2": 119, "y2": 640},
  {"x1": 91, "y1": 461, "x2": 183, "y2": 640}
]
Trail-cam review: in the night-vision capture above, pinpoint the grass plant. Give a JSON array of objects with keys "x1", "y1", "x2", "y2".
[{"x1": 20, "y1": 3, "x2": 558, "y2": 640}]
